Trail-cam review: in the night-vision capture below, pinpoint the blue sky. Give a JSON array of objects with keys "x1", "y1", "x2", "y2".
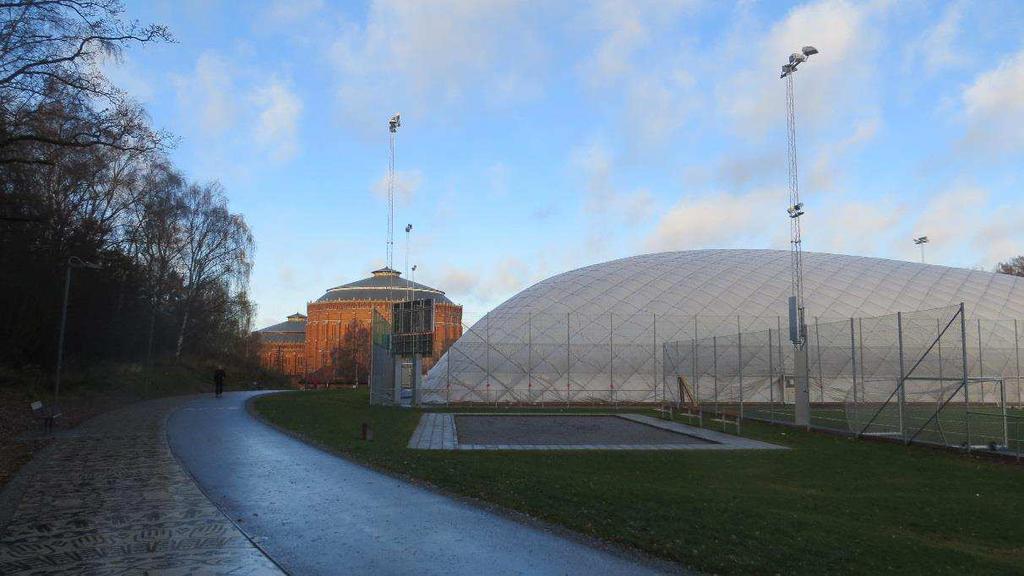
[{"x1": 111, "y1": 0, "x2": 1024, "y2": 328}]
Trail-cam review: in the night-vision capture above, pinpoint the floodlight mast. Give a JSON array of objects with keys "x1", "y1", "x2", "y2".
[
  {"x1": 782, "y1": 46, "x2": 817, "y2": 428},
  {"x1": 781, "y1": 46, "x2": 817, "y2": 350},
  {"x1": 914, "y1": 236, "x2": 929, "y2": 263},
  {"x1": 387, "y1": 113, "x2": 401, "y2": 269}
]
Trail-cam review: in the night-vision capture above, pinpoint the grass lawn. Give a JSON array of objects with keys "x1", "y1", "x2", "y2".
[{"x1": 253, "y1": 388, "x2": 1024, "y2": 576}]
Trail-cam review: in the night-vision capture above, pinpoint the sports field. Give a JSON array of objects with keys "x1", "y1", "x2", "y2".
[{"x1": 254, "y1": 389, "x2": 1024, "y2": 576}]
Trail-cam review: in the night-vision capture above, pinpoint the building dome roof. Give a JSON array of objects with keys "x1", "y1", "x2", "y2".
[
  {"x1": 256, "y1": 313, "x2": 306, "y2": 343},
  {"x1": 316, "y1": 267, "x2": 452, "y2": 304}
]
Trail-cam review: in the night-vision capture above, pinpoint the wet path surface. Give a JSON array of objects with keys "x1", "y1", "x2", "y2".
[
  {"x1": 0, "y1": 395, "x2": 282, "y2": 575},
  {"x1": 167, "y1": 391, "x2": 672, "y2": 576}
]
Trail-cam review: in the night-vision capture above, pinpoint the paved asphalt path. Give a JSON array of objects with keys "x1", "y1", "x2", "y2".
[{"x1": 167, "y1": 391, "x2": 672, "y2": 576}]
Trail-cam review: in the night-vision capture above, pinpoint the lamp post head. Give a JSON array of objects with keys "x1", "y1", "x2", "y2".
[
  {"x1": 68, "y1": 256, "x2": 102, "y2": 269},
  {"x1": 781, "y1": 46, "x2": 818, "y2": 77},
  {"x1": 405, "y1": 224, "x2": 412, "y2": 233}
]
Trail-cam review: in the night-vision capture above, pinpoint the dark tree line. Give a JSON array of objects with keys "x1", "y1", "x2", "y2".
[{"x1": 0, "y1": 1, "x2": 258, "y2": 375}]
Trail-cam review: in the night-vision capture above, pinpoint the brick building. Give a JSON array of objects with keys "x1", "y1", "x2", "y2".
[
  {"x1": 255, "y1": 313, "x2": 307, "y2": 376},
  {"x1": 255, "y1": 267, "x2": 463, "y2": 382}
]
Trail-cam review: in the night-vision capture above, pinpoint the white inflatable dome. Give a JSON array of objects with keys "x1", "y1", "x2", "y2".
[{"x1": 423, "y1": 249, "x2": 1024, "y2": 404}]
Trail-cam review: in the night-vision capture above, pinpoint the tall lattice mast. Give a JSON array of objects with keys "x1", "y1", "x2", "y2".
[
  {"x1": 781, "y1": 46, "x2": 817, "y2": 349},
  {"x1": 387, "y1": 113, "x2": 401, "y2": 269}
]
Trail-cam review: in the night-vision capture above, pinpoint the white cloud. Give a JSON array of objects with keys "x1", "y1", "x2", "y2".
[
  {"x1": 251, "y1": 80, "x2": 303, "y2": 161},
  {"x1": 907, "y1": 1, "x2": 969, "y2": 75},
  {"x1": 372, "y1": 169, "x2": 422, "y2": 205},
  {"x1": 438, "y1": 266, "x2": 479, "y2": 296},
  {"x1": 172, "y1": 52, "x2": 237, "y2": 136},
  {"x1": 578, "y1": 0, "x2": 693, "y2": 87},
  {"x1": 809, "y1": 118, "x2": 880, "y2": 193},
  {"x1": 813, "y1": 198, "x2": 906, "y2": 256},
  {"x1": 434, "y1": 256, "x2": 549, "y2": 324},
  {"x1": 912, "y1": 185, "x2": 1024, "y2": 266},
  {"x1": 573, "y1": 142, "x2": 655, "y2": 222},
  {"x1": 577, "y1": 1, "x2": 697, "y2": 149},
  {"x1": 961, "y1": 48, "x2": 1024, "y2": 153},
  {"x1": 263, "y1": 0, "x2": 324, "y2": 23},
  {"x1": 718, "y1": 0, "x2": 881, "y2": 137},
  {"x1": 646, "y1": 188, "x2": 780, "y2": 252},
  {"x1": 328, "y1": 0, "x2": 546, "y2": 132}
]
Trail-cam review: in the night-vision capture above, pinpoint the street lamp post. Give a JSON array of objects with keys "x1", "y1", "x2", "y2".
[
  {"x1": 55, "y1": 256, "x2": 102, "y2": 404},
  {"x1": 405, "y1": 223, "x2": 413, "y2": 302}
]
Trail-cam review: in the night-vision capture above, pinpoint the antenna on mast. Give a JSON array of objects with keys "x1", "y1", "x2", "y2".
[{"x1": 387, "y1": 113, "x2": 401, "y2": 269}]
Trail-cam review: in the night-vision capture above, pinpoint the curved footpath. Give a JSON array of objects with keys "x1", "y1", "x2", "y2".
[
  {"x1": 167, "y1": 391, "x2": 674, "y2": 576},
  {"x1": 0, "y1": 394, "x2": 282, "y2": 575}
]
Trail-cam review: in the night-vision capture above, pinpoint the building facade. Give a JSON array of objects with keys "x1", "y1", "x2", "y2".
[
  {"x1": 255, "y1": 313, "x2": 307, "y2": 376},
  {"x1": 256, "y1": 267, "x2": 463, "y2": 382}
]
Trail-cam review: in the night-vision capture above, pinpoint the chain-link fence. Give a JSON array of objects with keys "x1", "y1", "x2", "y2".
[
  {"x1": 421, "y1": 304, "x2": 1024, "y2": 454},
  {"x1": 663, "y1": 304, "x2": 1022, "y2": 454}
]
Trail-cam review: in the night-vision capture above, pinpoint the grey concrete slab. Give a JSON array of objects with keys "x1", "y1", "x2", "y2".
[
  {"x1": 409, "y1": 412, "x2": 784, "y2": 451},
  {"x1": 167, "y1": 392, "x2": 672, "y2": 576}
]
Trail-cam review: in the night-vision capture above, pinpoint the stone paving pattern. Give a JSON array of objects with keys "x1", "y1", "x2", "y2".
[
  {"x1": 0, "y1": 396, "x2": 282, "y2": 575},
  {"x1": 409, "y1": 412, "x2": 785, "y2": 451}
]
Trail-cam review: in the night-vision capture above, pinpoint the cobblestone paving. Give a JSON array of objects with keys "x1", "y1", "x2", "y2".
[{"x1": 0, "y1": 396, "x2": 282, "y2": 575}]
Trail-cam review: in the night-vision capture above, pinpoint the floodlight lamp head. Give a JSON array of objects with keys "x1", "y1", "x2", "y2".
[
  {"x1": 802, "y1": 46, "x2": 819, "y2": 57},
  {"x1": 789, "y1": 52, "x2": 807, "y2": 65},
  {"x1": 405, "y1": 224, "x2": 412, "y2": 233},
  {"x1": 780, "y1": 64, "x2": 793, "y2": 78},
  {"x1": 412, "y1": 265, "x2": 417, "y2": 271},
  {"x1": 389, "y1": 113, "x2": 401, "y2": 133}
]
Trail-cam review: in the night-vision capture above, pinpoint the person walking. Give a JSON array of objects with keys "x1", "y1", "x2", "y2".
[{"x1": 214, "y1": 366, "x2": 226, "y2": 398}]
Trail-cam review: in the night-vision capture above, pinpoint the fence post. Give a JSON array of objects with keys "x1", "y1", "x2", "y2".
[
  {"x1": 977, "y1": 318, "x2": 985, "y2": 404},
  {"x1": 566, "y1": 312, "x2": 571, "y2": 406},
  {"x1": 713, "y1": 335, "x2": 719, "y2": 417},
  {"x1": 769, "y1": 327, "x2": 776, "y2": 423},
  {"x1": 609, "y1": 312, "x2": 614, "y2": 404},
  {"x1": 654, "y1": 313, "x2": 660, "y2": 405},
  {"x1": 528, "y1": 312, "x2": 533, "y2": 404},
  {"x1": 737, "y1": 316, "x2": 743, "y2": 425},
  {"x1": 776, "y1": 315, "x2": 784, "y2": 404},
  {"x1": 1001, "y1": 378, "x2": 1008, "y2": 448},
  {"x1": 960, "y1": 303, "x2": 971, "y2": 452},
  {"x1": 849, "y1": 318, "x2": 857, "y2": 405},
  {"x1": 815, "y1": 316, "x2": 824, "y2": 404},
  {"x1": 485, "y1": 313, "x2": 492, "y2": 404},
  {"x1": 693, "y1": 316, "x2": 701, "y2": 426},
  {"x1": 858, "y1": 317, "x2": 865, "y2": 404},
  {"x1": 1016, "y1": 318, "x2": 1022, "y2": 409},
  {"x1": 897, "y1": 311, "x2": 906, "y2": 443},
  {"x1": 937, "y1": 318, "x2": 943, "y2": 396}
]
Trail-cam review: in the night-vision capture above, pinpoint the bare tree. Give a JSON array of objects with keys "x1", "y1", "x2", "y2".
[
  {"x1": 175, "y1": 182, "x2": 254, "y2": 358},
  {"x1": 0, "y1": 0, "x2": 171, "y2": 164},
  {"x1": 996, "y1": 256, "x2": 1024, "y2": 278},
  {"x1": 332, "y1": 319, "x2": 371, "y2": 385}
]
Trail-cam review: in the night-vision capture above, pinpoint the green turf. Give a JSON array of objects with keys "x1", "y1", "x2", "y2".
[{"x1": 254, "y1": 389, "x2": 1024, "y2": 576}]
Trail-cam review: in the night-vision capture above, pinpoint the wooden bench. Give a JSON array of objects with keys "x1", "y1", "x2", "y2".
[{"x1": 31, "y1": 401, "x2": 62, "y2": 433}]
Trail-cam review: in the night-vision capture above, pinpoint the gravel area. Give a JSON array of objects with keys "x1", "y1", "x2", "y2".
[{"x1": 454, "y1": 415, "x2": 712, "y2": 446}]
